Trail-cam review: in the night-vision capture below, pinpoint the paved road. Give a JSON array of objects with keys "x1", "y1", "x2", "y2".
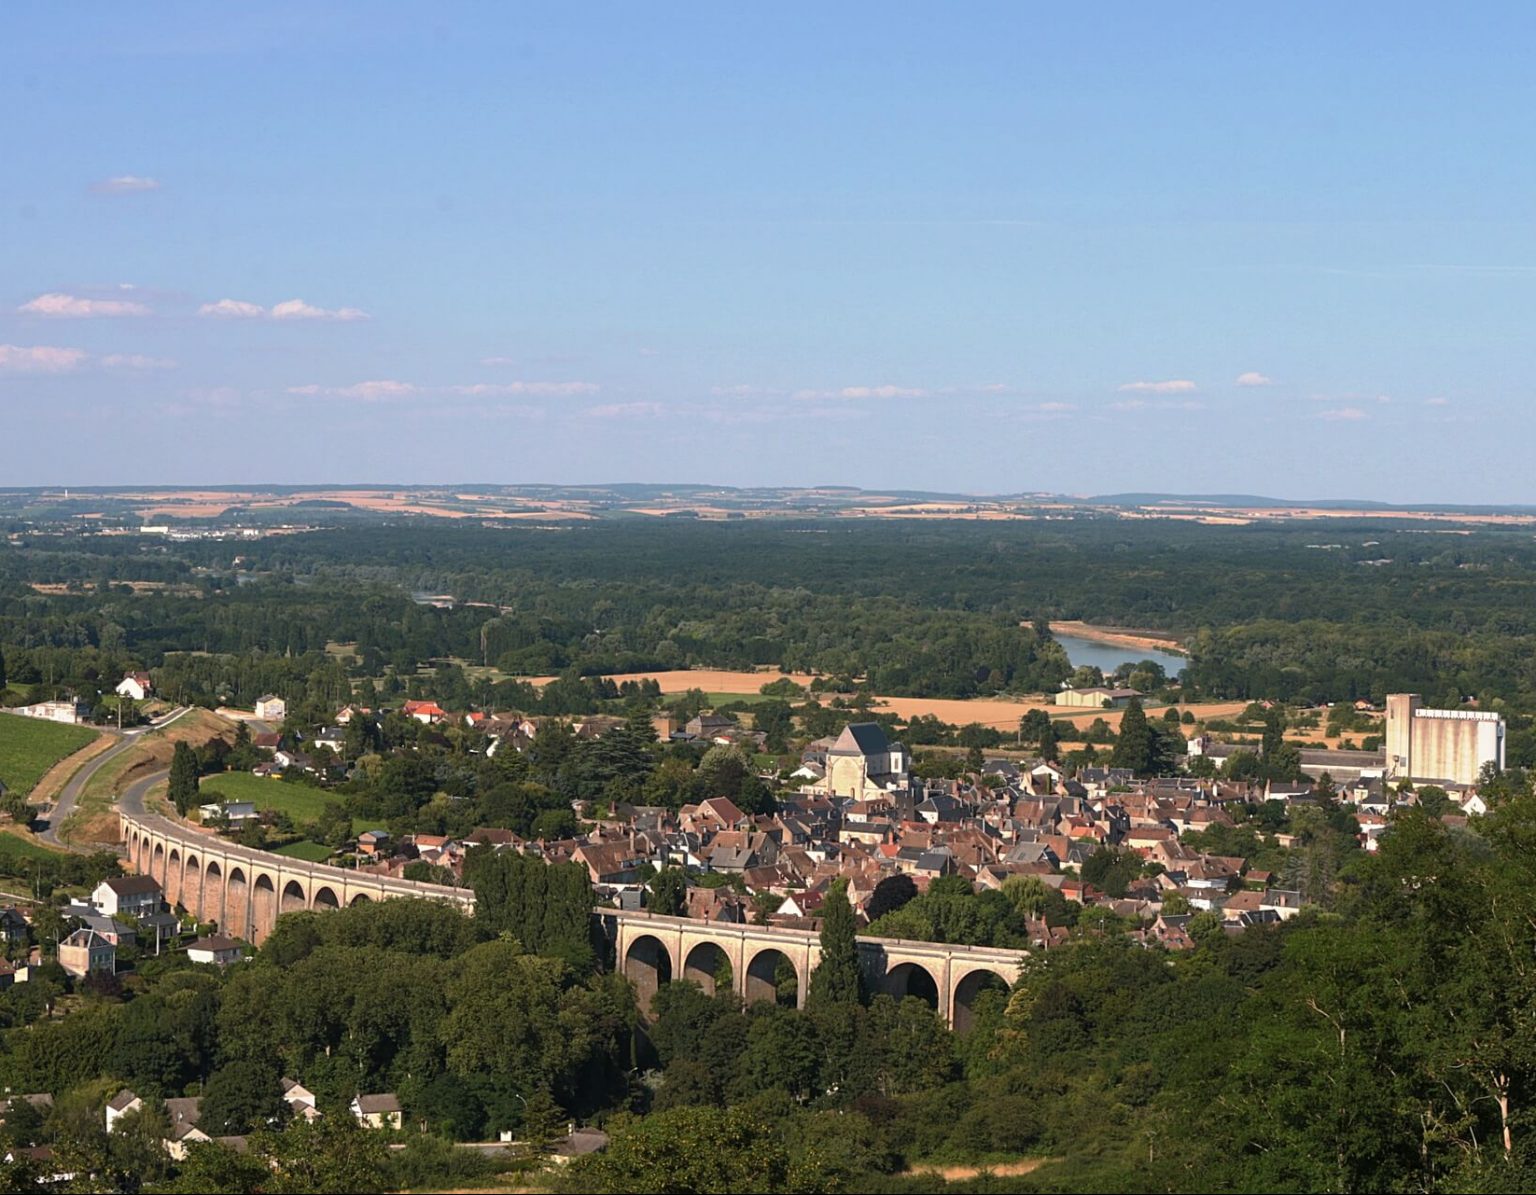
[
  {"x1": 119, "y1": 767, "x2": 167, "y2": 820},
  {"x1": 39, "y1": 706, "x2": 191, "y2": 850}
]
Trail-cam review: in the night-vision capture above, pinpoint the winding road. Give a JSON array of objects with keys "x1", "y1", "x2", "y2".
[{"x1": 39, "y1": 706, "x2": 191, "y2": 849}]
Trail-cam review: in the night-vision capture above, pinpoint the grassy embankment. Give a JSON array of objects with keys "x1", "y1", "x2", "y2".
[{"x1": 62, "y1": 708, "x2": 234, "y2": 847}]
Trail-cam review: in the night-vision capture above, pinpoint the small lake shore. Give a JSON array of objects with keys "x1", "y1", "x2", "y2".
[{"x1": 1050, "y1": 620, "x2": 1187, "y2": 656}]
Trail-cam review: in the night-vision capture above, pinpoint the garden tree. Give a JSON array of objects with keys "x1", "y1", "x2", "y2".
[
  {"x1": 162, "y1": 1140, "x2": 276, "y2": 1193},
  {"x1": 168, "y1": 739, "x2": 202, "y2": 816},
  {"x1": 342, "y1": 714, "x2": 377, "y2": 760},
  {"x1": 1081, "y1": 846, "x2": 1142, "y2": 899},
  {"x1": 439, "y1": 939, "x2": 631, "y2": 1131},
  {"x1": 519, "y1": 1086, "x2": 565, "y2": 1149},
  {"x1": 647, "y1": 866, "x2": 687, "y2": 917},
  {"x1": 1019, "y1": 708, "x2": 1052, "y2": 749},
  {"x1": 735, "y1": 1006, "x2": 823, "y2": 1102},
  {"x1": 199, "y1": 1057, "x2": 287, "y2": 1135},
  {"x1": 649, "y1": 981, "x2": 731, "y2": 1066},
  {"x1": 752, "y1": 699, "x2": 794, "y2": 752},
  {"x1": 864, "y1": 873, "x2": 919, "y2": 922},
  {"x1": 696, "y1": 744, "x2": 774, "y2": 815},
  {"x1": 1001, "y1": 873, "x2": 1051, "y2": 921},
  {"x1": 806, "y1": 879, "x2": 864, "y2": 1010},
  {"x1": 1110, "y1": 698, "x2": 1152, "y2": 773},
  {"x1": 574, "y1": 1105, "x2": 842, "y2": 1195},
  {"x1": 13, "y1": 1003, "x2": 118, "y2": 1092},
  {"x1": 0, "y1": 788, "x2": 30, "y2": 825},
  {"x1": 112, "y1": 971, "x2": 220, "y2": 1093},
  {"x1": 1416, "y1": 783, "x2": 1451, "y2": 815},
  {"x1": 868, "y1": 995, "x2": 956, "y2": 1095},
  {"x1": 0, "y1": 643, "x2": 6, "y2": 688},
  {"x1": 641, "y1": 755, "x2": 698, "y2": 808},
  {"x1": 465, "y1": 847, "x2": 595, "y2": 971}
]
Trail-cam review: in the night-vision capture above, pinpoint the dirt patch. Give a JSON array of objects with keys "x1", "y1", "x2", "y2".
[
  {"x1": 1050, "y1": 620, "x2": 1186, "y2": 654},
  {"x1": 908, "y1": 1156, "x2": 1056, "y2": 1182}
]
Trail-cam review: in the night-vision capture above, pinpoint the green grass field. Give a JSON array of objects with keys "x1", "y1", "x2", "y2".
[
  {"x1": 0, "y1": 831, "x2": 63, "y2": 862},
  {"x1": 199, "y1": 771, "x2": 334, "y2": 824},
  {"x1": 271, "y1": 840, "x2": 333, "y2": 862},
  {"x1": 0, "y1": 713, "x2": 100, "y2": 797}
]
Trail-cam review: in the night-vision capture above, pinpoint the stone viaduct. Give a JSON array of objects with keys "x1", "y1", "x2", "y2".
[
  {"x1": 120, "y1": 810, "x2": 1024, "y2": 1028},
  {"x1": 599, "y1": 907, "x2": 1023, "y2": 1030},
  {"x1": 119, "y1": 809, "x2": 474, "y2": 943}
]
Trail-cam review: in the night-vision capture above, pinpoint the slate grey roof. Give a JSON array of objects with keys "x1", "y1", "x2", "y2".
[{"x1": 830, "y1": 722, "x2": 891, "y2": 756}]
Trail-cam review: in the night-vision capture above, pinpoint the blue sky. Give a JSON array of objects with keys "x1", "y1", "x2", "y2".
[{"x1": 3, "y1": 3, "x2": 1534, "y2": 500}]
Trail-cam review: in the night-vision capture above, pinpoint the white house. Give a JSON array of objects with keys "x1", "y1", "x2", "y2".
[
  {"x1": 255, "y1": 694, "x2": 287, "y2": 722},
  {"x1": 115, "y1": 673, "x2": 154, "y2": 701},
  {"x1": 351, "y1": 1093, "x2": 402, "y2": 1130},
  {"x1": 282, "y1": 1078, "x2": 322, "y2": 1123},
  {"x1": 105, "y1": 1090, "x2": 143, "y2": 1134},
  {"x1": 186, "y1": 935, "x2": 244, "y2": 966},
  {"x1": 91, "y1": 875, "x2": 163, "y2": 919},
  {"x1": 198, "y1": 800, "x2": 259, "y2": 826},
  {"x1": 6, "y1": 701, "x2": 87, "y2": 725}
]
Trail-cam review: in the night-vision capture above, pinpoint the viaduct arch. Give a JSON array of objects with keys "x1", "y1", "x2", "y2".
[{"x1": 599, "y1": 908, "x2": 1023, "y2": 1030}]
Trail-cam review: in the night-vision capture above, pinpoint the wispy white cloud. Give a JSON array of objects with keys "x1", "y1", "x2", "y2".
[
  {"x1": 198, "y1": 298, "x2": 266, "y2": 319},
  {"x1": 588, "y1": 401, "x2": 665, "y2": 419},
  {"x1": 793, "y1": 384, "x2": 929, "y2": 400},
  {"x1": 92, "y1": 175, "x2": 161, "y2": 194},
  {"x1": 198, "y1": 297, "x2": 369, "y2": 321},
  {"x1": 101, "y1": 353, "x2": 176, "y2": 370},
  {"x1": 480, "y1": 356, "x2": 518, "y2": 366},
  {"x1": 289, "y1": 379, "x2": 600, "y2": 402},
  {"x1": 448, "y1": 381, "x2": 600, "y2": 397},
  {"x1": 0, "y1": 344, "x2": 88, "y2": 373},
  {"x1": 1424, "y1": 396, "x2": 1450, "y2": 406},
  {"x1": 1235, "y1": 371, "x2": 1274, "y2": 387},
  {"x1": 19, "y1": 292, "x2": 151, "y2": 318},
  {"x1": 1110, "y1": 397, "x2": 1203, "y2": 413},
  {"x1": 1318, "y1": 407, "x2": 1368, "y2": 422},
  {"x1": 289, "y1": 380, "x2": 416, "y2": 401},
  {"x1": 1118, "y1": 379, "x2": 1197, "y2": 394},
  {"x1": 1037, "y1": 401, "x2": 1076, "y2": 412},
  {"x1": 271, "y1": 298, "x2": 369, "y2": 322},
  {"x1": 1376, "y1": 393, "x2": 1392, "y2": 404},
  {"x1": 711, "y1": 384, "x2": 783, "y2": 398}
]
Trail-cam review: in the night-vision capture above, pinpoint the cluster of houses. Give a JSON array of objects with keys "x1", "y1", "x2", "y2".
[
  {"x1": 1, "y1": 1082, "x2": 402, "y2": 1175},
  {"x1": 338, "y1": 719, "x2": 1489, "y2": 947},
  {"x1": 1, "y1": 672, "x2": 157, "y2": 726},
  {"x1": 97, "y1": 1081, "x2": 400, "y2": 1159},
  {"x1": 0, "y1": 874, "x2": 244, "y2": 989}
]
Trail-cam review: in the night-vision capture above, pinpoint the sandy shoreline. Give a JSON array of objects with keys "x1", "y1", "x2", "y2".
[{"x1": 1050, "y1": 620, "x2": 1187, "y2": 656}]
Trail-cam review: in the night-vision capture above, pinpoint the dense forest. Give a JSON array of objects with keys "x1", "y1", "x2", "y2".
[{"x1": 4, "y1": 515, "x2": 1536, "y2": 710}]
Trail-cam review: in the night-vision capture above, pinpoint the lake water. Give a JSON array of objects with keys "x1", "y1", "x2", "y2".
[{"x1": 1054, "y1": 632, "x2": 1187, "y2": 677}]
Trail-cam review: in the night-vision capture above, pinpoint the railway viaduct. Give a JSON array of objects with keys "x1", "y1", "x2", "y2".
[
  {"x1": 118, "y1": 809, "x2": 474, "y2": 942},
  {"x1": 119, "y1": 810, "x2": 1024, "y2": 1028}
]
